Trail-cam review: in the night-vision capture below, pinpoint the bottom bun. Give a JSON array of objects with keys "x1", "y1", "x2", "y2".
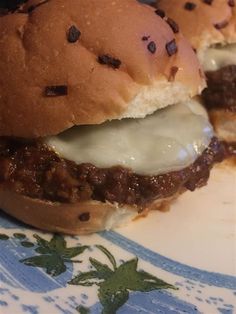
[
  {"x1": 209, "y1": 110, "x2": 236, "y2": 142},
  {"x1": 0, "y1": 189, "x2": 180, "y2": 235}
]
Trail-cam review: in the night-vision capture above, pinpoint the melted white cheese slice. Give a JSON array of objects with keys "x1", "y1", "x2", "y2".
[
  {"x1": 46, "y1": 99, "x2": 213, "y2": 175},
  {"x1": 202, "y1": 44, "x2": 236, "y2": 72}
]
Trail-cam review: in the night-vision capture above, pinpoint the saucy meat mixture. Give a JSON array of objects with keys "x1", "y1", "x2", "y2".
[
  {"x1": 0, "y1": 137, "x2": 229, "y2": 208},
  {"x1": 202, "y1": 65, "x2": 236, "y2": 112}
]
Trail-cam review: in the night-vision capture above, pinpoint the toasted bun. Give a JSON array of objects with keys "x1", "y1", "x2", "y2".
[
  {"x1": 208, "y1": 109, "x2": 236, "y2": 142},
  {"x1": 157, "y1": 0, "x2": 236, "y2": 57},
  {"x1": 0, "y1": 189, "x2": 179, "y2": 235},
  {"x1": 0, "y1": 0, "x2": 204, "y2": 138}
]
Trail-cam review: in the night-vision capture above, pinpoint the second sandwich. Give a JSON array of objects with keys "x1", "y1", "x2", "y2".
[{"x1": 157, "y1": 0, "x2": 236, "y2": 142}]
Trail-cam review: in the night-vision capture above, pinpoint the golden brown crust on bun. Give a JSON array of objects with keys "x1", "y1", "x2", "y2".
[
  {"x1": 0, "y1": 0, "x2": 204, "y2": 138},
  {"x1": 156, "y1": 0, "x2": 236, "y2": 52},
  {"x1": 0, "y1": 189, "x2": 180, "y2": 235}
]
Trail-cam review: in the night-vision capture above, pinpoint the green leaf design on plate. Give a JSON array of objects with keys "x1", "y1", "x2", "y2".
[
  {"x1": 20, "y1": 233, "x2": 89, "y2": 276},
  {"x1": 89, "y1": 257, "x2": 113, "y2": 279},
  {"x1": 104, "y1": 258, "x2": 175, "y2": 292},
  {"x1": 96, "y1": 245, "x2": 117, "y2": 270},
  {"x1": 69, "y1": 270, "x2": 101, "y2": 287},
  {"x1": 0, "y1": 234, "x2": 9, "y2": 240},
  {"x1": 13, "y1": 233, "x2": 26, "y2": 239},
  {"x1": 20, "y1": 241, "x2": 34, "y2": 248},
  {"x1": 76, "y1": 305, "x2": 90, "y2": 314},
  {"x1": 61, "y1": 246, "x2": 89, "y2": 259},
  {"x1": 70, "y1": 245, "x2": 176, "y2": 314},
  {"x1": 21, "y1": 254, "x2": 66, "y2": 276},
  {"x1": 99, "y1": 287, "x2": 129, "y2": 314}
]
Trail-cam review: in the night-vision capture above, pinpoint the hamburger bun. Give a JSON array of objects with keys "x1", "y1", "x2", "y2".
[
  {"x1": 156, "y1": 0, "x2": 236, "y2": 57},
  {"x1": 0, "y1": 189, "x2": 180, "y2": 235},
  {"x1": 0, "y1": 0, "x2": 204, "y2": 138},
  {"x1": 156, "y1": 0, "x2": 236, "y2": 142}
]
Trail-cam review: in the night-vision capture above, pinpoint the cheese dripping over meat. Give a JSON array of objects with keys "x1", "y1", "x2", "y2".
[
  {"x1": 202, "y1": 44, "x2": 236, "y2": 72},
  {"x1": 46, "y1": 99, "x2": 213, "y2": 175}
]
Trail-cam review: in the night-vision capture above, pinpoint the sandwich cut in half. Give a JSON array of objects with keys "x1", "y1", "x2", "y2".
[
  {"x1": 156, "y1": 0, "x2": 236, "y2": 142},
  {"x1": 0, "y1": 0, "x2": 225, "y2": 234}
]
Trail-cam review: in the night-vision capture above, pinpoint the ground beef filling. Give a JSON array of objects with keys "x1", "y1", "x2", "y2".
[
  {"x1": 0, "y1": 137, "x2": 227, "y2": 207},
  {"x1": 202, "y1": 65, "x2": 236, "y2": 112}
]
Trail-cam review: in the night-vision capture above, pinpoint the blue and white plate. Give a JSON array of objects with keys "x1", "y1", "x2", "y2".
[{"x1": 0, "y1": 163, "x2": 235, "y2": 314}]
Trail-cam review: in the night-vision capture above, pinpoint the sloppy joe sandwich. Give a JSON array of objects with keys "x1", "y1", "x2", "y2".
[
  {"x1": 156, "y1": 0, "x2": 236, "y2": 142},
  {"x1": 0, "y1": 0, "x2": 224, "y2": 234}
]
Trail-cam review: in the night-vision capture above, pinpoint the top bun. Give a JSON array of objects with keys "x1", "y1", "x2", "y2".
[
  {"x1": 157, "y1": 0, "x2": 236, "y2": 57},
  {"x1": 0, "y1": 0, "x2": 204, "y2": 138}
]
